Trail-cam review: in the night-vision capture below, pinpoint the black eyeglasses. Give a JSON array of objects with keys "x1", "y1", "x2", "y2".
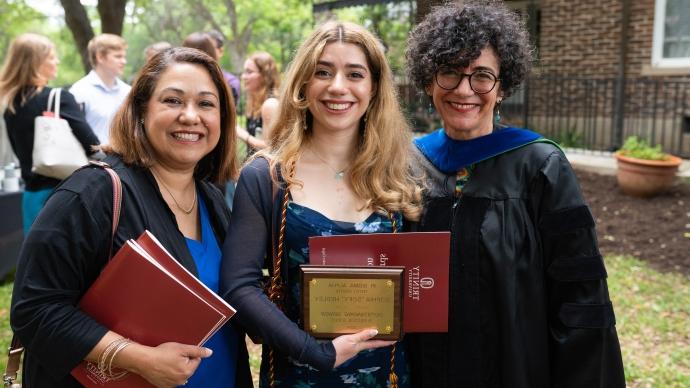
[{"x1": 434, "y1": 67, "x2": 500, "y2": 94}]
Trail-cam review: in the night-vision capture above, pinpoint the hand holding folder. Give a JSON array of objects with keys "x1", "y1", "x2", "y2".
[{"x1": 71, "y1": 231, "x2": 236, "y2": 387}]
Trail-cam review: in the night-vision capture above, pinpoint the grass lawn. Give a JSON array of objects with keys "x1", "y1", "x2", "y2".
[
  {"x1": 607, "y1": 255, "x2": 690, "y2": 387},
  {"x1": 1, "y1": 255, "x2": 688, "y2": 386}
]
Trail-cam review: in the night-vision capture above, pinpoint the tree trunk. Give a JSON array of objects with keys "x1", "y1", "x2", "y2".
[
  {"x1": 415, "y1": 0, "x2": 445, "y2": 23},
  {"x1": 59, "y1": 0, "x2": 94, "y2": 73},
  {"x1": 98, "y1": 0, "x2": 127, "y2": 35}
]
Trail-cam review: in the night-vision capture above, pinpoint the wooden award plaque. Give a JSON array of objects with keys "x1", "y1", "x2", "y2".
[{"x1": 300, "y1": 265, "x2": 404, "y2": 340}]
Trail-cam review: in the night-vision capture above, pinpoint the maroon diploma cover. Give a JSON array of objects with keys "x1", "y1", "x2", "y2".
[
  {"x1": 71, "y1": 231, "x2": 235, "y2": 387},
  {"x1": 309, "y1": 232, "x2": 450, "y2": 332}
]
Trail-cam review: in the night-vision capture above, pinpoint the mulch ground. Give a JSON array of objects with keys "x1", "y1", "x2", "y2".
[{"x1": 575, "y1": 169, "x2": 690, "y2": 276}]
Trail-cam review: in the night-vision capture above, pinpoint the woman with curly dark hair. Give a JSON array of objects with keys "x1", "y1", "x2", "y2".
[{"x1": 404, "y1": 1, "x2": 625, "y2": 387}]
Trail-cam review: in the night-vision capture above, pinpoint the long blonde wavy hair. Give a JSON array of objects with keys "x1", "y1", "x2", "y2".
[
  {"x1": 0, "y1": 33, "x2": 55, "y2": 113},
  {"x1": 264, "y1": 21, "x2": 422, "y2": 221}
]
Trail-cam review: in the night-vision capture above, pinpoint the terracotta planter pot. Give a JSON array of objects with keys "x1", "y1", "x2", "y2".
[{"x1": 614, "y1": 151, "x2": 682, "y2": 198}]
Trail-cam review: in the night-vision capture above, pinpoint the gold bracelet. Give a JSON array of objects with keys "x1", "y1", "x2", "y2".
[
  {"x1": 106, "y1": 340, "x2": 132, "y2": 380},
  {"x1": 98, "y1": 338, "x2": 127, "y2": 373},
  {"x1": 97, "y1": 338, "x2": 131, "y2": 380}
]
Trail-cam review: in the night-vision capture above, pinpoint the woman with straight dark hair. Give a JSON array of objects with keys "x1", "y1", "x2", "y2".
[{"x1": 11, "y1": 47, "x2": 252, "y2": 387}]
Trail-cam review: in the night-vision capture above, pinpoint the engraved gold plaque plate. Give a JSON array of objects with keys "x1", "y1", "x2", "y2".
[{"x1": 300, "y1": 265, "x2": 404, "y2": 340}]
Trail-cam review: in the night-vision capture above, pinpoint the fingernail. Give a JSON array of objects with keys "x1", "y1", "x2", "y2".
[
  {"x1": 370, "y1": 329, "x2": 378, "y2": 336},
  {"x1": 204, "y1": 347, "x2": 213, "y2": 356}
]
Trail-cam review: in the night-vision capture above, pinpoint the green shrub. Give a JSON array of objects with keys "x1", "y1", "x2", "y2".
[{"x1": 619, "y1": 136, "x2": 669, "y2": 161}]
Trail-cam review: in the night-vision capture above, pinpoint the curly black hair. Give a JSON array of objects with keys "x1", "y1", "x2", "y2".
[{"x1": 406, "y1": 0, "x2": 533, "y2": 98}]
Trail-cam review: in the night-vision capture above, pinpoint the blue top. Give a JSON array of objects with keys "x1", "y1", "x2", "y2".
[
  {"x1": 261, "y1": 201, "x2": 410, "y2": 387},
  {"x1": 184, "y1": 195, "x2": 238, "y2": 387}
]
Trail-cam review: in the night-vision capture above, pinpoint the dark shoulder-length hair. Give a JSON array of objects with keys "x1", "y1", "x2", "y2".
[{"x1": 104, "y1": 47, "x2": 238, "y2": 183}]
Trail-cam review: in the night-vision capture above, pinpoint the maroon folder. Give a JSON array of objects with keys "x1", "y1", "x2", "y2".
[
  {"x1": 71, "y1": 231, "x2": 235, "y2": 387},
  {"x1": 309, "y1": 232, "x2": 450, "y2": 332}
]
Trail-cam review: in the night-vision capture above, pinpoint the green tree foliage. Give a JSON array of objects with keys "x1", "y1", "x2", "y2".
[
  {"x1": 322, "y1": 2, "x2": 415, "y2": 75},
  {"x1": 123, "y1": 0, "x2": 311, "y2": 78},
  {"x1": 2, "y1": 0, "x2": 417, "y2": 92},
  {"x1": 0, "y1": 0, "x2": 84, "y2": 87},
  {"x1": 0, "y1": 0, "x2": 47, "y2": 64}
]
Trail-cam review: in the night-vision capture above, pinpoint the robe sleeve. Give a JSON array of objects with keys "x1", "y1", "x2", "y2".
[{"x1": 531, "y1": 150, "x2": 626, "y2": 387}]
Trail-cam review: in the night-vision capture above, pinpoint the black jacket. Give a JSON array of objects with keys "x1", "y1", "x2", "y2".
[
  {"x1": 10, "y1": 154, "x2": 252, "y2": 387},
  {"x1": 220, "y1": 157, "x2": 337, "y2": 372},
  {"x1": 406, "y1": 142, "x2": 625, "y2": 388},
  {"x1": 4, "y1": 87, "x2": 99, "y2": 191}
]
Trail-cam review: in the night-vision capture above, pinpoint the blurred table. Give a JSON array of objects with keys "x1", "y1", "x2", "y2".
[{"x1": 0, "y1": 191, "x2": 23, "y2": 279}]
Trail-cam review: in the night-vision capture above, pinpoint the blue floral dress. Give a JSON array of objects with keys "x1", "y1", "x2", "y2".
[{"x1": 259, "y1": 201, "x2": 410, "y2": 387}]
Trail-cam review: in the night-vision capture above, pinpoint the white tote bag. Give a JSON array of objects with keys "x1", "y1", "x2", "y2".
[{"x1": 32, "y1": 88, "x2": 88, "y2": 179}]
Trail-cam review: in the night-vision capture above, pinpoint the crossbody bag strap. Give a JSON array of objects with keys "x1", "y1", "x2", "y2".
[
  {"x1": 386, "y1": 211, "x2": 399, "y2": 388},
  {"x1": 266, "y1": 159, "x2": 292, "y2": 388},
  {"x1": 3, "y1": 335, "x2": 23, "y2": 386},
  {"x1": 3, "y1": 161, "x2": 123, "y2": 386},
  {"x1": 89, "y1": 161, "x2": 123, "y2": 260}
]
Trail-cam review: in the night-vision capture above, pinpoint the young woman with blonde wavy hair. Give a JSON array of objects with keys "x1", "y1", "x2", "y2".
[{"x1": 221, "y1": 21, "x2": 421, "y2": 387}]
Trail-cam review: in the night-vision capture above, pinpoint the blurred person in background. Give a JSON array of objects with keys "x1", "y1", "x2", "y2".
[
  {"x1": 0, "y1": 33, "x2": 99, "y2": 234},
  {"x1": 207, "y1": 30, "x2": 240, "y2": 108},
  {"x1": 144, "y1": 41, "x2": 172, "y2": 62},
  {"x1": 70, "y1": 33, "x2": 131, "y2": 144},
  {"x1": 235, "y1": 51, "x2": 280, "y2": 153}
]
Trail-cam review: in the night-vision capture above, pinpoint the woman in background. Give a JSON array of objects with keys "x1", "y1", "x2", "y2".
[
  {"x1": 0, "y1": 33, "x2": 99, "y2": 234},
  {"x1": 236, "y1": 51, "x2": 280, "y2": 152}
]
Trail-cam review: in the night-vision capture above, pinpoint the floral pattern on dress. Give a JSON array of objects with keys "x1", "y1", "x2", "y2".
[{"x1": 259, "y1": 201, "x2": 409, "y2": 388}]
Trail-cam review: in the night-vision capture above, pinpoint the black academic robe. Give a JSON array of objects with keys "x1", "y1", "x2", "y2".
[{"x1": 406, "y1": 141, "x2": 625, "y2": 388}]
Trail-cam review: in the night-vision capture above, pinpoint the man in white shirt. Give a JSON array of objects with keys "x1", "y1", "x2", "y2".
[{"x1": 70, "y1": 34, "x2": 131, "y2": 144}]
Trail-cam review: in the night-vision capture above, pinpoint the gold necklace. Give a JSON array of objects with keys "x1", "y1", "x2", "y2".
[
  {"x1": 150, "y1": 169, "x2": 197, "y2": 214},
  {"x1": 309, "y1": 146, "x2": 348, "y2": 180}
]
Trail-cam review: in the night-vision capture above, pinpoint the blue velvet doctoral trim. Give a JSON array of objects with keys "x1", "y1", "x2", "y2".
[{"x1": 414, "y1": 127, "x2": 545, "y2": 174}]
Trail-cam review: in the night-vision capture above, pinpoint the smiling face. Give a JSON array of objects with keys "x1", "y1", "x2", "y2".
[
  {"x1": 144, "y1": 62, "x2": 221, "y2": 172},
  {"x1": 37, "y1": 47, "x2": 59, "y2": 84},
  {"x1": 428, "y1": 46, "x2": 502, "y2": 140},
  {"x1": 305, "y1": 42, "x2": 373, "y2": 136},
  {"x1": 97, "y1": 48, "x2": 127, "y2": 78}
]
